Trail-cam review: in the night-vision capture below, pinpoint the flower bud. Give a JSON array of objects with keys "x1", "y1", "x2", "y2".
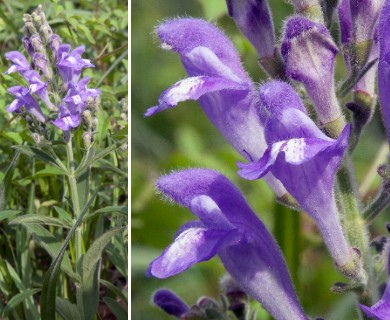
[
  {"x1": 220, "y1": 275, "x2": 248, "y2": 320},
  {"x1": 30, "y1": 34, "x2": 45, "y2": 54},
  {"x1": 23, "y1": 36, "x2": 35, "y2": 58},
  {"x1": 92, "y1": 117, "x2": 98, "y2": 130},
  {"x1": 82, "y1": 109, "x2": 92, "y2": 126},
  {"x1": 82, "y1": 132, "x2": 93, "y2": 149},
  {"x1": 153, "y1": 289, "x2": 189, "y2": 318},
  {"x1": 226, "y1": 0, "x2": 276, "y2": 59},
  {"x1": 32, "y1": 132, "x2": 42, "y2": 144},
  {"x1": 50, "y1": 34, "x2": 62, "y2": 59},
  {"x1": 33, "y1": 52, "x2": 51, "y2": 80},
  {"x1": 24, "y1": 22, "x2": 38, "y2": 37},
  {"x1": 281, "y1": 16, "x2": 342, "y2": 126}
]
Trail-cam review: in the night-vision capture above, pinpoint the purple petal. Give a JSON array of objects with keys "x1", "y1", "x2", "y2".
[
  {"x1": 147, "y1": 226, "x2": 232, "y2": 278},
  {"x1": 281, "y1": 16, "x2": 341, "y2": 125},
  {"x1": 153, "y1": 289, "x2": 189, "y2": 318},
  {"x1": 157, "y1": 169, "x2": 269, "y2": 227},
  {"x1": 378, "y1": 0, "x2": 390, "y2": 143},
  {"x1": 238, "y1": 121, "x2": 353, "y2": 267},
  {"x1": 144, "y1": 76, "x2": 248, "y2": 117},
  {"x1": 157, "y1": 18, "x2": 249, "y2": 81},
  {"x1": 227, "y1": 0, "x2": 276, "y2": 59},
  {"x1": 190, "y1": 195, "x2": 235, "y2": 230},
  {"x1": 350, "y1": 0, "x2": 384, "y2": 42},
  {"x1": 259, "y1": 81, "x2": 307, "y2": 118},
  {"x1": 4, "y1": 51, "x2": 31, "y2": 75},
  {"x1": 360, "y1": 282, "x2": 390, "y2": 319},
  {"x1": 338, "y1": 0, "x2": 352, "y2": 45},
  {"x1": 52, "y1": 111, "x2": 81, "y2": 131},
  {"x1": 220, "y1": 241, "x2": 307, "y2": 320}
]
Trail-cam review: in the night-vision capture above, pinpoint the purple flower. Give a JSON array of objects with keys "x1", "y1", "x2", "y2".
[
  {"x1": 153, "y1": 289, "x2": 189, "y2": 318},
  {"x1": 63, "y1": 76, "x2": 101, "y2": 114},
  {"x1": 237, "y1": 81, "x2": 362, "y2": 277},
  {"x1": 144, "y1": 18, "x2": 287, "y2": 198},
  {"x1": 360, "y1": 251, "x2": 390, "y2": 319},
  {"x1": 378, "y1": 0, "x2": 390, "y2": 143},
  {"x1": 338, "y1": 0, "x2": 353, "y2": 46},
  {"x1": 50, "y1": 34, "x2": 62, "y2": 59},
  {"x1": 226, "y1": 0, "x2": 275, "y2": 59},
  {"x1": 23, "y1": 70, "x2": 56, "y2": 111},
  {"x1": 32, "y1": 52, "x2": 51, "y2": 80},
  {"x1": 52, "y1": 104, "x2": 80, "y2": 131},
  {"x1": 4, "y1": 51, "x2": 32, "y2": 76},
  {"x1": 6, "y1": 86, "x2": 45, "y2": 122},
  {"x1": 281, "y1": 17, "x2": 341, "y2": 126},
  {"x1": 148, "y1": 169, "x2": 308, "y2": 320},
  {"x1": 23, "y1": 37, "x2": 35, "y2": 58},
  {"x1": 57, "y1": 45, "x2": 95, "y2": 86},
  {"x1": 349, "y1": 0, "x2": 384, "y2": 43}
]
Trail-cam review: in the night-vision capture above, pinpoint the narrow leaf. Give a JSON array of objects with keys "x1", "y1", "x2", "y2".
[
  {"x1": 55, "y1": 297, "x2": 82, "y2": 320},
  {"x1": 40, "y1": 189, "x2": 99, "y2": 320},
  {"x1": 10, "y1": 215, "x2": 72, "y2": 228},
  {"x1": 103, "y1": 297, "x2": 127, "y2": 320},
  {"x1": 0, "y1": 150, "x2": 20, "y2": 210},
  {"x1": 100, "y1": 279, "x2": 128, "y2": 305},
  {"x1": 0, "y1": 210, "x2": 22, "y2": 222},
  {"x1": 82, "y1": 228, "x2": 123, "y2": 320},
  {"x1": 84, "y1": 206, "x2": 127, "y2": 221},
  {"x1": 2, "y1": 289, "x2": 40, "y2": 318}
]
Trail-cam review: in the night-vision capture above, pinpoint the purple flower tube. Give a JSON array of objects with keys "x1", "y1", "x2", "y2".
[{"x1": 148, "y1": 169, "x2": 308, "y2": 320}]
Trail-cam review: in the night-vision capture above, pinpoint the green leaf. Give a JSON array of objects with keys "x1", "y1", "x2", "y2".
[
  {"x1": 53, "y1": 206, "x2": 72, "y2": 223},
  {"x1": 33, "y1": 167, "x2": 67, "y2": 178},
  {"x1": 5, "y1": 262, "x2": 40, "y2": 320},
  {"x1": 84, "y1": 206, "x2": 127, "y2": 221},
  {"x1": 55, "y1": 297, "x2": 82, "y2": 320},
  {"x1": 10, "y1": 214, "x2": 72, "y2": 228},
  {"x1": 2, "y1": 289, "x2": 40, "y2": 318},
  {"x1": 75, "y1": 142, "x2": 123, "y2": 177},
  {"x1": 77, "y1": 24, "x2": 96, "y2": 44},
  {"x1": 100, "y1": 279, "x2": 127, "y2": 305},
  {"x1": 12, "y1": 145, "x2": 67, "y2": 173},
  {"x1": 41, "y1": 189, "x2": 99, "y2": 320},
  {"x1": 0, "y1": 150, "x2": 20, "y2": 210},
  {"x1": 81, "y1": 227, "x2": 123, "y2": 320},
  {"x1": 103, "y1": 297, "x2": 127, "y2": 320},
  {"x1": 0, "y1": 210, "x2": 22, "y2": 222},
  {"x1": 22, "y1": 224, "x2": 74, "y2": 277}
]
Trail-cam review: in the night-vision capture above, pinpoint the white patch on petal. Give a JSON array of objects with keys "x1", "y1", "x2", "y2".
[
  {"x1": 67, "y1": 56, "x2": 77, "y2": 64},
  {"x1": 72, "y1": 95, "x2": 82, "y2": 105},
  {"x1": 283, "y1": 138, "x2": 306, "y2": 163},
  {"x1": 30, "y1": 84, "x2": 38, "y2": 92},
  {"x1": 165, "y1": 78, "x2": 203, "y2": 104},
  {"x1": 161, "y1": 42, "x2": 173, "y2": 51}
]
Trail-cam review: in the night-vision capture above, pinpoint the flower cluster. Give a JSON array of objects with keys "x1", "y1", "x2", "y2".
[
  {"x1": 4, "y1": 5, "x2": 100, "y2": 137},
  {"x1": 144, "y1": 0, "x2": 390, "y2": 319}
]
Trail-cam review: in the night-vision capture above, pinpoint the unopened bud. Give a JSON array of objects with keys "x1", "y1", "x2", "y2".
[
  {"x1": 40, "y1": 24, "x2": 52, "y2": 44},
  {"x1": 86, "y1": 96, "x2": 95, "y2": 109},
  {"x1": 94, "y1": 96, "x2": 101, "y2": 109},
  {"x1": 50, "y1": 34, "x2": 62, "y2": 59},
  {"x1": 23, "y1": 36, "x2": 35, "y2": 58},
  {"x1": 82, "y1": 110, "x2": 92, "y2": 126},
  {"x1": 153, "y1": 289, "x2": 189, "y2": 318},
  {"x1": 32, "y1": 13, "x2": 42, "y2": 29},
  {"x1": 281, "y1": 16, "x2": 342, "y2": 126},
  {"x1": 31, "y1": 34, "x2": 45, "y2": 54},
  {"x1": 182, "y1": 306, "x2": 207, "y2": 320},
  {"x1": 24, "y1": 22, "x2": 38, "y2": 37},
  {"x1": 92, "y1": 117, "x2": 98, "y2": 130},
  {"x1": 32, "y1": 133, "x2": 42, "y2": 144},
  {"x1": 82, "y1": 132, "x2": 93, "y2": 149},
  {"x1": 220, "y1": 275, "x2": 248, "y2": 319}
]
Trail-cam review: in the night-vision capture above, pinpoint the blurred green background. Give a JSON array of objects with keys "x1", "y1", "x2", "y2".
[{"x1": 131, "y1": 0, "x2": 389, "y2": 319}]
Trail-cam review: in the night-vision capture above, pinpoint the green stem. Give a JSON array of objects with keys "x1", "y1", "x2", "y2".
[
  {"x1": 362, "y1": 187, "x2": 390, "y2": 223},
  {"x1": 66, "y1": 135, "x2": 83, "y2": 275}
]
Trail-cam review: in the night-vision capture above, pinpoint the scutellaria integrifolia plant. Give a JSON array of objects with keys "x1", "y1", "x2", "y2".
[
  {"x1": 145, "y1": 0, "x2": 390, "y2": 319},
  {"x1": 2, "y1": 4, "x2": 127, "y2": 320}
]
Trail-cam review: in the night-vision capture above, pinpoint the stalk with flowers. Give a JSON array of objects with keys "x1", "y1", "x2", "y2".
[
  {"x1": 1, "y1": 3, "x2": 128, "y2": 320},
  {"x1": 142, "y1": 0, "x2": 390, "y2": 319}
]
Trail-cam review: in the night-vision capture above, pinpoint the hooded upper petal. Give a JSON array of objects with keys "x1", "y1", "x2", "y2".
[{"x1": 4, "y1": 51, "x2": 31, "y2": 75}]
